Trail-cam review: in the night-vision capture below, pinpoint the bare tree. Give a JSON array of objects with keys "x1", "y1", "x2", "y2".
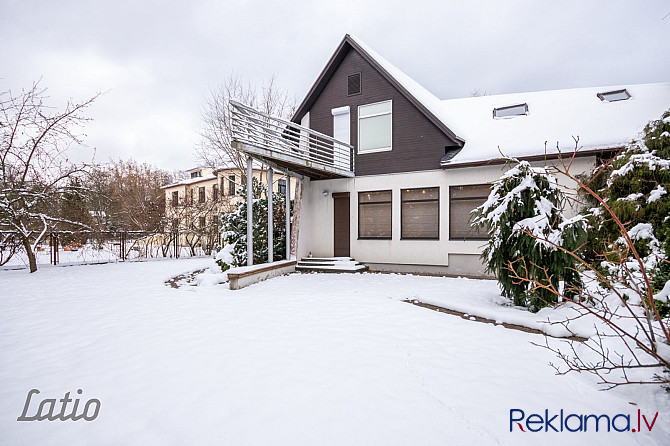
[
  {"x1": 0, "y1": 80, "x2": 99, "y2": 272},
  {"x1": 197, "y1": 73, "x2": 295, "y2": 175}
]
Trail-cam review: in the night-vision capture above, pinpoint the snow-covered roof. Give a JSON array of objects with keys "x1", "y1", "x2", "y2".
[
  {"x1": 161, "y1": 173, "x2": 217, "y2": 189},
  {"x1": 346, "y1": 37, "x2": 670, "y2": 166},
  {"x1": 347, "y1": 35, "x2": 465, "y2": 144},
  {"x1": 296, "y1": 35, "x2": 669, "y2": 169},
  {"x1": 440, "y1": 83, "x2": 670, "y2": 166}
]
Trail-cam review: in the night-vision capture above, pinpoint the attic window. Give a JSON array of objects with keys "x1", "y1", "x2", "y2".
[
  {"x1": 493, "y1": 103, "x2": 528, "y2": 119},
  {"x1": 597, "y1": 89, "x2": 631, "y2": 102},
  {"x1": 348, "y1": 73, "x2": 361, "y2": 96}
]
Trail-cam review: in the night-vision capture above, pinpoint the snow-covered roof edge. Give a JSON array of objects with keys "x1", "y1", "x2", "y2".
[
  {"x1": 291, "y1": 34, "x2": 465, "y2": 146},
  {"x1": 161, "y1": 174, "x2": 217, "y2": 189}
]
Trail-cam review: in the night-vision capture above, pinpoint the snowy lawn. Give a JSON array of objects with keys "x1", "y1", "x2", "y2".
[{"x1": 1, "y1": 259, "x2": 668, "y2": 445}]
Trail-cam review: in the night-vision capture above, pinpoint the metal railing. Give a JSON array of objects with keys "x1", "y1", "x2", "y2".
[{"x1": 230, "y1": 101, "x2": 354, "y2": 173}]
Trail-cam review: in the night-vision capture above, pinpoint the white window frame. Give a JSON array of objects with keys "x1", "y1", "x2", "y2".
[
  {"x1": 332, "y1": 105, "x2": 351, "y2": 145},
  {"x1": 357, "y1": 100, "x2": 392, "y2": 154}
]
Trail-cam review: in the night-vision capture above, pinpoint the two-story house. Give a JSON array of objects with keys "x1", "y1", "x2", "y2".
[
  {"x1": 162, "y1": 165, "x2": 294, "y2": 253},
  {"x1": 231, "y1": 34, "x2": 670, "y2": 276}
]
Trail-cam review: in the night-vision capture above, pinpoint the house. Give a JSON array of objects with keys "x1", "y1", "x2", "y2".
[
  {"x1": 231, "y1": 34, "x2": 670, "y2": 276},
  {"x1": 162, "y1": 165, "x2": 294, "y2": 253}
]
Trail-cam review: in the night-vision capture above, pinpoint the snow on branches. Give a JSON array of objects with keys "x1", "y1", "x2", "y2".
[
  {"x1": 1, "y1": 80, "x2": 99, "y2": 272},
  {"x1": 472, "y1": 160, "x2": 587, "y2": 310}
]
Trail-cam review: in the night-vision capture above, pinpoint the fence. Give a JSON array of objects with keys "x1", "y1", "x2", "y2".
[{"x1": 0, "y1": 230, "x2": 221, "y2": 268}]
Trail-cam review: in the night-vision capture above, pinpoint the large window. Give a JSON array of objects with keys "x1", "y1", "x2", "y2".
[
  {"x1": 198, "y1": 186, "x2": 206, "y2": 203},
  {"x1": 401, "y1": 188, "x2": 439, "y2": 239},
  {"x1": 278, "y1": 179, "x2": 286, "y2": 195},
  {"x1": 171, "y1": 191, "x2": 178, "y2": 207},
  {"x1": 358, "y1": 100, "x2": 392, "y2": 153},
  {"x1": 358, "y1": 190, "x2": 392, "y2": 239},
  {"x1": 449, "y1": 184, "x2": 490, "y2": 240}
]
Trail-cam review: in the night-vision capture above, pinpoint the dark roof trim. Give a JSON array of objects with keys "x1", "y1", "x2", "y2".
[
  {"x1": 291, "y1": 34, "x2": 464, "y2": 147},
  {"x1": 440, "y1": 147, "x2": 622, "y2": 170}
]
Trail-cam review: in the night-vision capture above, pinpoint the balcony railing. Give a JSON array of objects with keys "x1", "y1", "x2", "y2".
[{"x1": 230, "y1": 101, "x2": 354, "y2": 178}]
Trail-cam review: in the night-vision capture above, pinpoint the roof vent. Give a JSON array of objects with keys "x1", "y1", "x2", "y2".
[
  {"x1": 493, "y1": 103, "x2": 528, "y2": 119},
  {"x1": 597, "y1": 89, "x2": 631, "y2": 102},
  {"x1": 348, "y1": 73, "x2": 361, "y2": 96}
]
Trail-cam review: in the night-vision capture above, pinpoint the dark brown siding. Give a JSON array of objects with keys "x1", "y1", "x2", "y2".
[
  {"x1": 333, "y1": 194, "x2": 350, "y2": 257},
  {"x1": 308, "y1": 48, "x2": 459, "y2": 176}
]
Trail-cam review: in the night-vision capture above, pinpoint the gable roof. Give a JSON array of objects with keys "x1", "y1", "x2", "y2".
[
  {"x1": 440, "y1": 82, "x2": 670, "y2": 167},
  {"x1": 293, "y1": 35, "x2": 669, "y2": 170},
  {"x1": 291, "y1": 34, "x2": 465, "y2": 146}
]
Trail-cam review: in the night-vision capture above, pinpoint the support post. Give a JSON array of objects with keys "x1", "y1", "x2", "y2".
[
  {"x1": 246, "y1": 157, "x2": 253, "y2": 266},
  {"x1": 267, "y1": 168, "x2": 273, "y2": 263},
  {"x1": 285, "y1": 172, "x2": 291, "y2": 260}
]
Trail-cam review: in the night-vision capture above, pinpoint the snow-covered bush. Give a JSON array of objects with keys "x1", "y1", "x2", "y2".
[
  {"x1": 493, "y1": 110, "x2": 670, "y2": 387},
  {"x1": 584, "y1": 109, "x2": 670, "y2": 315},
  {"x1": 472, "y1": 160, "x2": 587, "y2": 310},
  {"x1": 218, "y1": 177, "x2": 291, "y2": 269}
]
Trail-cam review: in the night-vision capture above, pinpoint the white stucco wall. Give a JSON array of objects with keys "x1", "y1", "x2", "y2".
[{"x1": 297, "y1": 156, "x2": 596, "y2": 275}]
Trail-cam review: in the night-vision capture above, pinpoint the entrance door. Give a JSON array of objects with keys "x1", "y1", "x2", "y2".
[{"x1": 333, "y1": 192, "x2": 350, "y2": 257}]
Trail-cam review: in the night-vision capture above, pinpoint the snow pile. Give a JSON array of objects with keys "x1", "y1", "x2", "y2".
[
  {"x1": 214, "y1": 242, "x2": 234, "y2": 265},
  {"x1": 647, "y1": 185, "x2": 667, "y2": 203},
  {"x1": 617, "y1": 192, "x2": 643, "y2": 202},
  {"x1": 628, "y1": 223, "x2": 657, "y2": 244}
]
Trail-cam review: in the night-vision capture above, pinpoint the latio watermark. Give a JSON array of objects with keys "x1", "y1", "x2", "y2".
[
  {"x1": 17, "y1": 389, "x2": 101, "y2": 421},
  {"x1": 510, "y1": 408, "x2": 659, "y2": 433}
]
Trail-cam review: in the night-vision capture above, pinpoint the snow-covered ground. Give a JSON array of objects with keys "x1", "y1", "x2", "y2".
[{"x1": 1, "y1": 260, "x2": 668, "y2": 445}]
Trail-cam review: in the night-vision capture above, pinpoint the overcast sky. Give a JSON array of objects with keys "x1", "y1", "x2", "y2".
[{"x1": 3, "y1": 0, "x2": 669, "y2": 170}]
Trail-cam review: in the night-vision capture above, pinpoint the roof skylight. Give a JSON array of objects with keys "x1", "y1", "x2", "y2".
[
  {"x1": 493, "y1": 103, "x2": 528, "y2": 119},
  {"x1": 597, "y1": 89, "x2": 631, "y2": 102}
]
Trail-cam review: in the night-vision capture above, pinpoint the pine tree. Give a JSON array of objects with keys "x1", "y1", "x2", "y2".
[
  {"x1": 218, "y1": 177, "x2": 291, "y2": 269},
  {"x1": 584, "y1": 109, "x2": 670, "y2": 311},
  {"x1": 472, "y1": 160, "x2": 587, "y2": 310}
]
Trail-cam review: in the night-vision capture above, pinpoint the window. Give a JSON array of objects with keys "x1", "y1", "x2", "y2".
[
  {"x1": 597, "y1": 89, "x2": 630, "y2": 102},
  {"x1": 171, "y1": 191, "x2": 178, "y2": 207},
  {"x1": 198, "y1": 186, "x2": 206, "y2": 203},
  {"x1": 190, "y1": 188, "x2": 194, "y2": 204},
  {"x1": 332, "y1": 106, "x2": 351, "y2": 145},
  {"x1": 401, "y1": 188, "x2": 439, "y2": 239},
  {"x1": 358, "y1": 100, "x2": 392, "y2": 153},
  {"x1": 493, "y1": 103, "x2": 528, "y2": 119},
  {"x1": 449, "y1": 184, "x2": 490, "y2": 240},
  {"x1": 358, "y1": 190, "x2": 392, "y2": 239},
  {"x1": 228, "y1": 175, "x2": 236, "y2": 196},
  {"x1": 199, "y1": 216, "x2": 206, "y2": 228},
  {"x1": 278, "y1": 179, "x2": 286, "y2": 195},
  {"x1": 213, "y1": 184, "x2": 218, "y2": 201},
  {"x1": 190, "y1": 170, "x2": 202, "y2": 178},
  {"x1": 348, "y1": 73, "x2": 361, "y2": 96}
]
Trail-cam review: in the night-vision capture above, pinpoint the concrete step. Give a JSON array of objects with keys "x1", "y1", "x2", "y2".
[{"x1": 296, "y1": 257, "x2": 368, "y2": 273}]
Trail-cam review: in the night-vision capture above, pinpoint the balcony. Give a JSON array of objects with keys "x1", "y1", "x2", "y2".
[{"x1": 230, "y1": 101, "x2": 355, "y2": 179}]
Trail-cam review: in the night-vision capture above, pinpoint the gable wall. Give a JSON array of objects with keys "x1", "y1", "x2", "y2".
[{"x1": 307, "y1": 48, "x2": 458, "y2": 176}]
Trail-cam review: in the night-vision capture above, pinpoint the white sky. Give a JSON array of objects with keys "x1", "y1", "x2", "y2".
[{"x1": 2, "y1": 0, "x2": 669, "y2": 170}]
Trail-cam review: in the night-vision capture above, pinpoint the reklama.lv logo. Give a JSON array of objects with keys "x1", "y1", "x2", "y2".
[{"x1": 510, "y1": 409, "x2": 659, "y2": 433}]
